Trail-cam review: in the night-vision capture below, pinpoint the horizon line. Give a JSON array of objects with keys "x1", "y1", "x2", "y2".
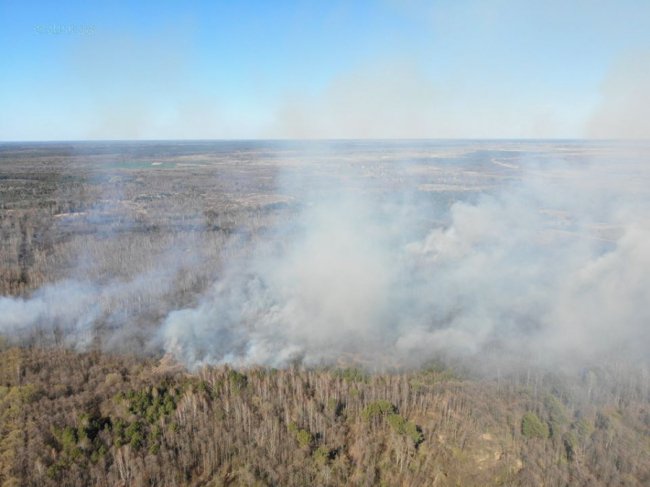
[{"x1": 2, "y1": 137, "x2": 650, "y2": 144}]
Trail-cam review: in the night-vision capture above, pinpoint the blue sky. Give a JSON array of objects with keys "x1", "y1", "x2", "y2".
[{"x1": 1, "y1": 0, "x2": 649, "y2": 140}]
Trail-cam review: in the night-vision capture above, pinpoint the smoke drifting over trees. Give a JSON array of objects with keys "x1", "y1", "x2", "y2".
[
  {"x1": 1, "y1": 140, "x2": 649, "y2": 485},
  {"x1": 1, "y1": 141, "x2": 649, "y2": 372}
]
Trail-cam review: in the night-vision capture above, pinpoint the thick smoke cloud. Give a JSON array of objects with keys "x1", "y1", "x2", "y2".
[
  {"x1": 159, "y1": 150, "x2": 650, "y2": 370},
  {"x1": 1, "y1": 144, "x2": 649, "y2": 372}
]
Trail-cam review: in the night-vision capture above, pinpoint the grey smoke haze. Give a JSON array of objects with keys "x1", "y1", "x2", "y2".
[
  {"x1": 588, "y1": 50, "x2": 650, "y2": 139},
  {"x1": 0, "y1": 253, "x2": 197, "y2": 352},
  {"x1": 1, "y1": 143, "x2": 649, "y2": 372},
  {"x1": 159, "y1": 155, "x2": 650, "y2": 370}
]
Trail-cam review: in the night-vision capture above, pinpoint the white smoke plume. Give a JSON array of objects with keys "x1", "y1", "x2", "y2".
[
  {"x1": 1, "y1": 142, "x2": 649, "y2": 372},
  {"x1": 158, "y1": 145, "x2": 650, "y2": 370}
]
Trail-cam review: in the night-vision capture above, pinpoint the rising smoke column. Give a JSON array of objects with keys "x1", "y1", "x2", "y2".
[{"x1": 159, "y1": 149, "x2": 650, "y2": 370}]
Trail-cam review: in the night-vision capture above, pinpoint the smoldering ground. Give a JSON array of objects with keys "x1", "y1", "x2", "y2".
[{"x1": 1, "y1": 142, "x2": 649, "y2": 373}]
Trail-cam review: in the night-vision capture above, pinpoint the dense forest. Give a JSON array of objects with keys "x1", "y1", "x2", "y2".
[{"x1": 0, "y1": 345, "x2": 648, "y2": 486}]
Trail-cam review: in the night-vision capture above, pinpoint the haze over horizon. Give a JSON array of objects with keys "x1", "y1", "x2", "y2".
[{"x1": 2, "y1": 0, "x2": 650, "y2": 141}]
